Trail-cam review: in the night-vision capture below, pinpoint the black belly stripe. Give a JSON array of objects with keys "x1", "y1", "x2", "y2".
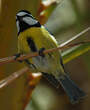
[{"x1": 27, "y1": 37, "x2": 37, "y2": 52}]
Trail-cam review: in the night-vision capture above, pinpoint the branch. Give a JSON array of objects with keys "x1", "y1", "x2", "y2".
[
  {"x1": 0, "y1": 67, "x2": 29, "y2": 88},
  {"x1": 0, "y1": 27, "x2": 90, "y2": 66},
  {"x1": 0, "y1": 41, "x2": 90, "y2": 66},
  {"x1": 60, "y1": 27, "x2": 90, "y2": 47},
  {"x1": 0, "y1": 66, "x2": 42, "y2": 110},
  {"x1": 0, "y1": 27, "x2": 90, "y2": 89}
]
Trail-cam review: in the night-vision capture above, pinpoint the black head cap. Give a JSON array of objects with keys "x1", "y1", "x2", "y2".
[{"x1": 16, "y1": 10, "x2": 41, "y2": 35}]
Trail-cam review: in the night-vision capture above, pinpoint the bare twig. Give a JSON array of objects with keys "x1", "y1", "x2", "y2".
[
  {"x1": 0, "y1": 27, "x2": 90, "y2": 89},
  {"x1": 0, "y1": 40, "x2": 90, "y2": 66},
  {"x1": 60, "y1": 27, "x2": 90, "y2": 47},
  {"x1": 0, "y1": 67, "x2": 29, "y2": 88},
  {"x1": 0, "y1": 67, "x2": 42, "y2": 90},
  {"x1": 0, "y1": 27, "x2": 89, "y2": 66}
]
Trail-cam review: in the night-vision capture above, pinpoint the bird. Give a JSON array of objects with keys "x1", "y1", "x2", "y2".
[{"x1": 16, "y1": 10, "x2": 86, "y2": 104}]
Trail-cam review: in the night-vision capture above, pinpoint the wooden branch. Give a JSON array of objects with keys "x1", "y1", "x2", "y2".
[
  {"x1": 0, "y1": 67, "x2": 42, "y2": 110},
  {"x1": 0, "y1": 27, "x2": 90, "y2": 89},
  {"x1": 0, "y1": 67, "x2": 30, "y2": 88},
  {"x1": 0, "y1": 40, "x2": 90, "y2": 66},
  {"x1": 60, "y1": 27, "x2": 90, "y2": 47},
  {"x1": 0, "y1": 27, "x2": 89, "y2": 66}
]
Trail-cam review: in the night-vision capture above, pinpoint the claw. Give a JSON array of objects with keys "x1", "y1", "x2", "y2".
[
  {"x1": 14, "y1": 53, "x2": 22, "y2": 62},
  {"x1": 38, "y1": 48, "x2": 45, "y2": 57}
]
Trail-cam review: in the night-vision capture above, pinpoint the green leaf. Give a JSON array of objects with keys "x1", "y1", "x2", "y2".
[{"x1": 62, "y1": 43, "x2": 90, "y2": 64}]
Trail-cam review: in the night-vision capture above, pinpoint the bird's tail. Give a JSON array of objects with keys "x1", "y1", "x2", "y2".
[{"x1": 58, "y1": 74, "x2": 86, "y2": 104}]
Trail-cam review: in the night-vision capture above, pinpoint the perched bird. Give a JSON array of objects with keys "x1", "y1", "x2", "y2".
[{"x1": 16, "y1": 10, "x2": 86, "y2": 104}]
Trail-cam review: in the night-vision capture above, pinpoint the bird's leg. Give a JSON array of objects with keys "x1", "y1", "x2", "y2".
[
  {"x1": 14, "y1": 53, "x2": 23, "y2": 63},
  {"x1": 38, "y1": 48, "x2": 45, "y2": 57}
]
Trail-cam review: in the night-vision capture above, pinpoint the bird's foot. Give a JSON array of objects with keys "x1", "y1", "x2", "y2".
[
  {"x1": 38, "y1": 48, "x2": 45, "y2": 57},
  {"x1": 14, "y1": 53, "x2": 23, "y2": 63}
]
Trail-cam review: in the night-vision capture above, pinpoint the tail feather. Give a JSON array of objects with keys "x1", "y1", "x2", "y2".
[{"x1": 58, "y1": 74, "x2": 86, "y2": 104}]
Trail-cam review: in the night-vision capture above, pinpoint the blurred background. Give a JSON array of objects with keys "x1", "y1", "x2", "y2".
[{"x1": 0, "y1": 0, "x2": 90, "y2": 110}]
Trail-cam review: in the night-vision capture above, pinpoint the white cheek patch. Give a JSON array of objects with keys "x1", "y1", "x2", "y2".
[
  {"x1": 17, "y1": 12, "x2": 27, "y2": 16},
  {"x1": 16, "y1": 20, "x2": 20, "y2": 33},
  {"x1": 23, "y1": 17, "x2": 38, "y2": 25}
]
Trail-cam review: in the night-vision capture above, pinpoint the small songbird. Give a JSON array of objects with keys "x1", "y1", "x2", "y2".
[{"x1": 16, "y1": 10, "x2": 86, "y2": 104}]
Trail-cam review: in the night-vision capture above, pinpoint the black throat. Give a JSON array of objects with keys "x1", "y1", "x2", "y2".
[{"x1": 18, "y1": 21, "x2": 41, "y2": 35}]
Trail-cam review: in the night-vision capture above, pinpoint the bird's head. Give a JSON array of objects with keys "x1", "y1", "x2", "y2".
[{"x1": 16, "y1": 10, "x2": 41, "y2": 35}]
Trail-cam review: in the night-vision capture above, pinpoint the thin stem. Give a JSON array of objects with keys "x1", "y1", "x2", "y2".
[
  {"x1": 0, "y1": 27, "x2": 90, "y2": 89},
  {"x1": 0, "y1": 67, "x2": 42, "y2": 89},
  {"x1": 60, "y1": 27, "x2": 90, "y2": 47},
  {"x1": 0, "y1": 40, "x2": 90, "y2": 66},
  {"x1": 0, "y1": 67, "x2": 29, "y2": 88},
  {"x1": 0, "y1": 27, "x2": 89, "y2": 66}
]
